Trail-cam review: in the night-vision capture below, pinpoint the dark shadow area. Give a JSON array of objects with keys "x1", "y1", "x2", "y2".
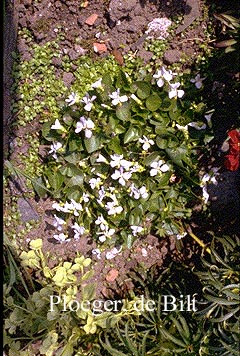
[{"x1": 191, "y1": 0, "x2": 240, "y2": 235}]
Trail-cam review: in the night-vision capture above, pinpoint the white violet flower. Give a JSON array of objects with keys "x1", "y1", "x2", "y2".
[
  {"x1": 109, "y1": 88, "x2": 128, "y2": 106},
  {"x1": 97, "y1": 186, "x2": 106, "y2": 204},
  {"x1": 91, "y1": 78, "x2": 102, "y2": 89},
  {"x1": 53, "y1": 233, "x2": 70, "y2": 243},
  {"x1": 75, "y1": 116, "x2": 95, "y2": 138},
  {"x1": 105, "y1": 201, "x2": 123, "y2": 215},
  {"x1": 188, "y1": 122, "x2": 207, "y2": 130},
  {"x1": 82, "y1": 193, "x2": 90, "y2": 203},
  {"x1": 139, "y1": 136, "x2": 155, "y2": 151},
  {"x1": 52, "y1": 202, "x2": 62, "y2": 211},
  {"x1": 81, "y1": 93, "x2": 96, "y2": 111},
  {"x1": 53, "y1": 214, "x2": 66, "y2": 231},
  {"x1": 89, "y1": 177, "x2": 102, "y2": 189},
  {"x1": 190, "y1": 74, "x2": 206, "y2": 89},
  {"x1": 129, "y1": 184, "x2": 148, "y2": 200},
  {"x1": 65, "y1": 92, "x2": 79, "y2": 106},
  {"x1": 176, "y1": 123, "x2": 188, "y2": 132},
  {"x1": 204, "y1": 112, "x2": 214, "y2": 129},
  {"x1": 95, "y1": 215, "x2": 108, "y2": 231},
  {"x1": 109, "y1": 154, "x2": 123, "y2": 168},
  {"x1": 92, "y1": 248, "x2": 101, "y2": 259},
  {"x1": 56, "y1": 200, "x2": 82, "y2": 216},
  {"x1": 72, "y1": 222, "x2": 85, "y2": 240},
  {"x1": 96, "y1": 154, "x2": 109, "y2": 164},
  {"x1": 70, "y1": 199, "x2": 83, "y2": 216},
  {"x1": 153, "y1": 66, "x2": 176, "y2": 87},
  {"x1": 150, "y1": 160, "x2": 170, "y2": 176},
  {"x1": 97, "y1": 227, "x2": 115, "y2": 242},
  {"x1": 130, "y1": 225, "x2": 144, "y2": 236},
  {"x1": 49, "y1": 142, "x2": 62, "y2": 159},
  {"x1": 168, "y1": 82, "x2": 185, "y2": 99},
  {"x1": 110, "y1": 154, "x2": 132, "y2": 170},
  {"x1": 51, "y1": 119, "x2": 65, "y2": 131},
  {"x1": 106, "y1": 246, "x2": 122, "y2": 260},
  {"x1": 111, "y1": 167, "x2": 132, "y2": 186}
]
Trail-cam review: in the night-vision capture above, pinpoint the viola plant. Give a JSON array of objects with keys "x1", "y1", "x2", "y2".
[{"x1": 40, "y1": 66, "x2": 212, "y2": 250}]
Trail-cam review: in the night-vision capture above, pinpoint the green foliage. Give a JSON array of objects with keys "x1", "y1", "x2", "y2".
[
  {"x1": 95, "y1": 236, "x2": 240, "y2": 356},
  {"x1": 214, "y1": 13, "x2": 240, "y2": 53},
  {"x1": 98, "y1": 264, "x2": 203, "y2": 355},
  {"x1": 195, "y1": 234, "x2": 240, "y2": 355},
  {"x1": 41, "y1": 67, "x2": 212, "y2": 246}
]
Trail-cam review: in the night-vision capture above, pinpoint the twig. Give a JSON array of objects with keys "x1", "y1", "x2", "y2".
[{"x1": 185, "y1": 224, "x2": 212, "y2": 255}]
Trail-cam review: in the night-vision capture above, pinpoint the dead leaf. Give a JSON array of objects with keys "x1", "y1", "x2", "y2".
[{"x1": 112, "y1": 48, "x2": 124, "y2": 66}]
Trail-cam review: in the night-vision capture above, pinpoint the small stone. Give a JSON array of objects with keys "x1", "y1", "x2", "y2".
[
  {"x1": 23, "y1": 0, "x2": 32, "y2": 5},
  {"x1": 74, "y1": 44, "x2": 86, "y2": 55},
  {"x1": 85, "y1": 13, "x2": 99, "y2": 26},
  {"x1": 18, "y1": 17, "x2": 27, "y2": 27},
  {"x1": 52, "y1": 56, "x2": 62, "y2": 67},
  {"x1": 93, "y1": 42, "x2": 108, "y2": 53},
  {"x1": 137, "y1": 48, "x2": 153, "y2": 63},
  {"x1": 163, "y1": 49, "x2": 182, "y2": 64},
  {"x1": 68, "y1": 48, "x2": 83, "y2": 61},
  {"x1": 106, "y1": 269, "x2": 119, "y2": 282},
  {"x1": 18, "y1": 198, "x2": 39, "y2": 222},
  {"x1": 62, "y1": 72, "x2": 75, "y2": 87},
  {"x1": 21, "y1": 52, "x2": 32, "y2": 61},
  {"x1": 69, "y1": 6, "x2": 78, "y2": 14}
]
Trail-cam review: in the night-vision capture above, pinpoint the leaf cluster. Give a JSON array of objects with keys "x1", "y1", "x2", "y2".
[{"x1": 40, "y1": 68, "x2": 210, "y2": 245}]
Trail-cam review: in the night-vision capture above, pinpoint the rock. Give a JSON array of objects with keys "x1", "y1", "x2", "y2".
[
  {"x1": 74, "y1": 44, "x2": 86, "y2": 55},
  {"x1": 127, "y1": 16, "x2": 146, "y2": 33},
  {"x1": 137, "y1": 48, "x2": 153, "y2": 63},
  {"x1": 93, "y1": 42, "x2": 108, "y2": 53},
  {"x1": 18, "y1": 39, "x2": 29, "y2": 54},
  {"x1": 62, "y1": 72, "x2": 75, "y2": 87},
  {"x1": 17, "y1": 198, "x2": 39, "y2": 222},
  {"x1": 69, "y1": 6, "x2": 78, "y2": 14},
  {"x1": 85, "y1": 13, "x2": 99, "y2": 26},
  {"x1": 21, "y1": 52, "x2": 32, "y2": 61},
  {"x1": 68, "y1": 51, "x2": 76, "y2": 60},
  {"x1": 18, "y1": 17, "x2": 27, "y2": 28},
  {"x1": 163, "y1": 49, "x2": 182, "y2": 64},
  {"x1": 23, "y1": 0, "x2": 32, "y2": 6},
  {"x1": 106, "y1": 269, "x2": 119, "y2": 282},
  {"x1": 52, "y1": 56, "x2": 62, "y2": 67},
  {"x1": 108, "y1": 0, "x2": 138, "y2": 22},
  {"x1": 68, "y1": 48, "x2": 85, "y2": 61}
]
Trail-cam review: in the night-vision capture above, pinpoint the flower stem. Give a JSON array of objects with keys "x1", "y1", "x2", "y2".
[{"x1": 185, "y1": 224, "x2": 211, "y2": 255}]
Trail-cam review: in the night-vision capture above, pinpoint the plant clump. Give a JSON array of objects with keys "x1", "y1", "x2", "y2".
[{"x1": 40, "y1": 65, "x2": 212, "y2": 250}]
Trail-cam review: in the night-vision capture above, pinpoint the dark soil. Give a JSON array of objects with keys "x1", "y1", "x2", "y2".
[
  {"x1": 16, "y1": 0, "x2": 205, "y2": 63},
  {"x1": 4, "y1": 0, "x2": 240, "y2": 299}
]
